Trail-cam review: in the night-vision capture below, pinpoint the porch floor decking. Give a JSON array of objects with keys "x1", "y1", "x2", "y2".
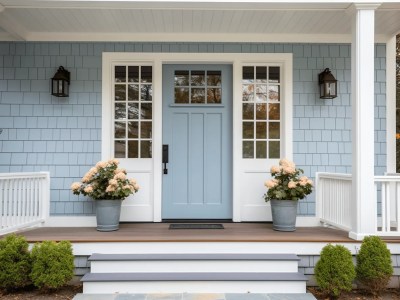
[{"x1": 12, "y1": 223, "x2": 400, "y2": 243}]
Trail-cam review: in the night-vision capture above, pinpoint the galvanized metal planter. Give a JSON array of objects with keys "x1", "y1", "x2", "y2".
[
  {"x1": 95, "y1": 200, "x2": 122, "y2": 232},
  {"x1": 270, "y1": 199, "x2": 298, "y2": 232}
]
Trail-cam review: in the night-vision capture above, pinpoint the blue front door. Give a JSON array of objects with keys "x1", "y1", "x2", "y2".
[{"x1": 162, "y1": 64, "x2": 232, "y2": 219}]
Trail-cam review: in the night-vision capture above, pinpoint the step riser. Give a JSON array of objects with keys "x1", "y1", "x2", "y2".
[
  {"x1": 83, "y1": 281, "x2": 306, "y2": 294},
  {"x1": 90, "y1": 260, "x2": 298, "y2": 273}
]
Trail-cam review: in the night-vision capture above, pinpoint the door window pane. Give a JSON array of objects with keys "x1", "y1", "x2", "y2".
[
  {"x1": 128, "y1": 103, "x2": 139, "y2": 120},
  {"x1": 115, "y1": 66, "x2": 126, "y2": 83},
  {"x1": 256, "y1": 67, "x2": 267, "y2": 83},
  {"x1": 128, "y1": 121, "x2": 138, "y2": 139},
  {"x1": 269, "y1": 141, "x2": 280, "y2": 158},
  {"x1": 192, "y1": 88, "x2": 205, "y2": 103},
  {"x1": 207, "y1": 71, "x2": 221, "y2": 86},
  {"x1": 128, "y1": 84, "x2": 139, "y2": 100},
  {"x1": 242, "y1": 66, "x2": 254, "y2": 83},
  {"x1": 256, "y1": 122, "x2": 267, "y2": 139},
  {"x1": 242, "y1": 103, "x2": 254, "y2": 120},
  {"x1": 115, "y1": 103, "x2": 126, "y2": 120},
  {"x1": 269, "y1": 103, "x2": 280, "y2": 120},
  {"x1": 269, "y1": 85, "x2": 280, "y2": 102},
  {"x1": 141, "y1": 122, "x2": 152, "y2": 139},
  {"x1": 128, "y1": 66, "x2": 139, "y2": 83},
  {"x1": 191, "y1": 71, "x2": 205, "y2": 86},
  {"x1": 269, "y1": 122, "x2": 280, "y2": 139},
  {"x1": 115, "y1": 141, "x2": 126, "y2": 158},
  {"x1": 243, "y1": 122, "x2": 254, "y2": 139},
  {"x1": 242, "y1": 85, "x2": 254, "y2": 102},
  {"x1": 243, "y1": 141, "x2": 254, "y2": 158},
  {"x1": 115, "y1": 85, "x2": 126, "y2": 100},
  {"x1": 128, "y1": 141, "x2": 138, "y2": 158},
  {"x1": 141, "y1": 103, "x2": 152, "y2": 119},
  {"x1": 269, "y1": 67, "x2": 280, "y2": 83},
  {"x1": 141, "y1": 85, "x2": 152, "y2": 101},
  {"x1": 256, "y1": 103, "x2": 267, "y2": 120},
  {"x1": 207, "y1": 88, "x2": 221, "y2": 103},
  {"x1": 141, "y1": 141, "x2": 152, "y2": 158},
  {"x1": 115, "y1": 122, "x2": 126, "y2": 138},
  {"x1": 141, "y1": 66, "x2": 152, "y2": 83},
  {"x1": 175, "y1": 71, "x2": 189, "y2": 86},
  {"x1": 175, "y1": 88, "x2": 189, "y2": 103},
  {"x1": 256, "y1": 141, "x2": 267, "y2": 158}
]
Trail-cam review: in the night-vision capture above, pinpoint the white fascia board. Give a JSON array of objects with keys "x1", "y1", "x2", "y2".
[{"x1": 23, "y1": 32, "x2": 389, "y2": 43}]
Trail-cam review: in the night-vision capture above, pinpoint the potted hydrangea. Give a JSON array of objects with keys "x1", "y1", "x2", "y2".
[
  {"x1": 71, "y1": 159, "x2": 139, "y2": 231},
  {"x1": 264, "y1": 159, "x2": 313, "y2": 231}
]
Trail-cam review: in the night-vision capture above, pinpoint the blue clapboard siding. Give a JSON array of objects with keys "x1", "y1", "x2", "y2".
[{"x1": 0, "y1": 42, "x2": 386, "y2": 216}]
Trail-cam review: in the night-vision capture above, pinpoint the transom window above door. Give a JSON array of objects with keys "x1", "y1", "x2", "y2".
[
  {"x1": 174, "y1": 70, "x2": 222, "y2": 104},
  {"x1": 113, "y1": 65, "x2": 153, "y2": 159},
  {"x1": 242, "y1": 65, "x2": 281, "y2": 159}
]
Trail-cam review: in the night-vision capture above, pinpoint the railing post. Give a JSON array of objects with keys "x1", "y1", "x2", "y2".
[{"x1": 41, "y1": 172, "x2": 50, "y2": 225}]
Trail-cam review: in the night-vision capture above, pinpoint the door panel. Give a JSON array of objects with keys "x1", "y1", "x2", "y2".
[{"x1": 162, "y1": 64, "x2": 232, "y2": 219}]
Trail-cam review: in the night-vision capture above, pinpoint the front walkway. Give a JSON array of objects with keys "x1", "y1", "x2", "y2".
[{"x1": 73, "y1": 293, "x2": 316, "y2": 300}]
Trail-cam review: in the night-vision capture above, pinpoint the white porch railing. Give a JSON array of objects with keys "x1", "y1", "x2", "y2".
[
  {"x1": 0, "y1": 172, "x2": 50, "y2": 235},
  {"x1": 316, "y1": 172, "x2": 352, "y2": 231},
  {"x1": 374, "y1": 175, "x2": 400, "y2": 236},
  {"x1": 316, "y1": 172, "x2": 400, "y2": 237}
]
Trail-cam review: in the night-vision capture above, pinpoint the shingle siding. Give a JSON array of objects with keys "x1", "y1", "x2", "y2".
[{"x1": 0, "y1": 42, "x2": 386, "y2": 216}]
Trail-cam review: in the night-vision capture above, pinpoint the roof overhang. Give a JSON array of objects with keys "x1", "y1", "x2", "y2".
[{"x1": 0, "y1": 0, "x2": 399, "y2": 43}]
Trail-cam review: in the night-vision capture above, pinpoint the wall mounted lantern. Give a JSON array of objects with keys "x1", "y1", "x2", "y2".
[
  {"x1": 51, "y1": 66, "x2": 70, "y2": 97},
  {"x1": 318, "y1": 68, "x2": 337, "y2": 99}
]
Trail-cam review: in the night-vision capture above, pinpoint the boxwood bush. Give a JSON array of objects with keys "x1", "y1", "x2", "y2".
[
  {"x1": 0, "y1": 234, "x2": 32, "y2": 291},
  {"x1": 30, "y1": 240, "x2": 74, "y2": 290},
  {"x1": 356, "y1": 236, "x2": 393, "y2": 295},
  {"x1": 315, "y1": 244, "x2": 355, "y2": 299}
]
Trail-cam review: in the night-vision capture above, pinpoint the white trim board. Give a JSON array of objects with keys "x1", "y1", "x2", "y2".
[
  {"x1": 67, "y1": 241, "x2": 400, "y2": 256},
  {"x1": 102, "y1": 52, "x2": 293, "y2": 223},
  {"x1": 386, "y1": 34, "x2": 397, "y2": 173}
]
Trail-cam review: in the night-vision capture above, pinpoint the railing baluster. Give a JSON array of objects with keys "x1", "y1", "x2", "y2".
[
  {"x1": 0, "y1": 172, "x2": 50, "y2": 235},
  {"x1": 386, "y1": 182, "x2": 391, "y2": 232},
  {"x1": 382, "y1": 182, "x2": 386, "y2": 232}
]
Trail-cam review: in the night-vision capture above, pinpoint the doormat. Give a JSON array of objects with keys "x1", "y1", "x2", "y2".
[{"x1": 169, "y1": 224, "x2": 224, "y2": 230}]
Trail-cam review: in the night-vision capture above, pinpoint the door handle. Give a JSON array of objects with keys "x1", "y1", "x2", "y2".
[{"x1": 162, "y1": 145, "x2": 169, "y2": 174}]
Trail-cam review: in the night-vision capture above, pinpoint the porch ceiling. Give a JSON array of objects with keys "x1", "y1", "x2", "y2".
[{"x1": 0, "y1": 1, "x2": 399, "y2": 42}]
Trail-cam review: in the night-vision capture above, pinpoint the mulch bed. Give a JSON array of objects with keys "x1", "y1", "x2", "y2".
[
  {"x1": 1, "y1": 285, "x2": 399, "y2": 299},
  {"x1": 308, "y1": 287, "x2": 400, "y2": 299},
  {"x1": 0, "y1": 284, "x2": 82, "y2": 300}
]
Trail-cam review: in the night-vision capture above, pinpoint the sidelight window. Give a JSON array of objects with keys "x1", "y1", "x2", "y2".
[
  {"x1": 113, "y1": 65, "x2": 153, "y2": 159},
  {"x1": 242, "y1": 65, "x2": 281, "y2": 159}
]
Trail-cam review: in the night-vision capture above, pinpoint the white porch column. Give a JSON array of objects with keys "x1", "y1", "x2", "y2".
[{"x1": 349, "y1": 3, "x2": 381, "y2": 240}]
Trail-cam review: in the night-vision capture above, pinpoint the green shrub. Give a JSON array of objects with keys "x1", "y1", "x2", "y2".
[
  {"x1": 315, "y1": 244, "x2": 355, "y2": 299},
  {"x1": 0, "y1": 234, "x2": 32, "y2": 291},
  {"x1": 30, "y1": 241, "x2": 74, "y2": 290},
  {"x1": 356, "y1": 236, "x2": 393, "y2": 295}
]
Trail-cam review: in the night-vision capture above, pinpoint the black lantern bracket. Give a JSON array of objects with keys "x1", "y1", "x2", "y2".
[
  {"x1": 51, "y1": 66, "x2": 70, "y2": 97},
  {"x1": 318, "y1": 68, "x2": 338, "y2": 99}
]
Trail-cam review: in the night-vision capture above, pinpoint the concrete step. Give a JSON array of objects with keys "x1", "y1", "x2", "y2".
[
  {"x1": 81, "y1": 272, "x2": 308, "y2": 294},
  {"x1": 74, "y1": 293, "x2": 317, "y2": 300},
  {"x1": 88, "y1": 253, "x2": 300, "y2": 273}
]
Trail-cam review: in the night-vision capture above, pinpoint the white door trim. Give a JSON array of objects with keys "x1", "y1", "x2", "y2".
[{"x1": 102, "y1": 52, "x2": 293, "y2": 222}]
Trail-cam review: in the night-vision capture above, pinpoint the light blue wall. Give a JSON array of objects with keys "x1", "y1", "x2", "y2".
[{"x1": 0, "y1": 42, "x2": 386, "y2": 216}]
